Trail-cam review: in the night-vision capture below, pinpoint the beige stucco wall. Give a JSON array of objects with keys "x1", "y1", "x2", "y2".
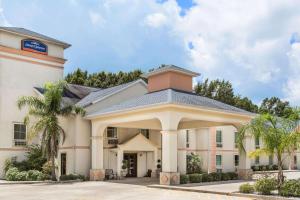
[{"x1": 0, "y1": 31, "x2": 65, "y2": 178}]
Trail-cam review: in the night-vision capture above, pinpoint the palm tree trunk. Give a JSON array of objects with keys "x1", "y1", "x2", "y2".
[
  {"x1": 51, "y1": 137, "x2": 57, "y2": 181},
  {"x1": 277, "y1": 155, "x2": 284, "y2": 188},
  {"x1": 51, "y1": 153, "x2": 56, "y2": 181}
]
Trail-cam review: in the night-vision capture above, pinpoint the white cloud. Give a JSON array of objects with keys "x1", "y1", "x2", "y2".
[
  {"x1": 283, "y1": 43, "x2": 300, "y2": 105},
  {"x1": 144, "y1": 13, "x2": 168, "y2": 28},
  {"x1": 89, "y1": 11, "x2": 106, "y2": 26},
  {"x1": 0, "y1": 1, "x2": 11, "y2": 26}
]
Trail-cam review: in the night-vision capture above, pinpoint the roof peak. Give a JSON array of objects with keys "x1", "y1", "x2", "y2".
[
  {"x1": 0, "y1": 26, "x2": 71, "y2": 48},
  {"x1": 142, "y1": 64, "x2": 200, "y2": 78}
]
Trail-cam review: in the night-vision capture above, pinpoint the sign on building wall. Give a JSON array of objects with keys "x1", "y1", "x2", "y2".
[{"x1": 21, "y1": 39, "x2": 48, "y2": 55}]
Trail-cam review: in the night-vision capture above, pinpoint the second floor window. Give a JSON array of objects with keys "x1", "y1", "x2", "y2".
[
  {"x1": 216, "y1": 130, "x2": 222, "y2": 147},
  {"x1": 107, "y1": 127, "x2": 118, "y2": 145},
  {"x1": 186, "y1": 130, "x2": 190, "y2": 148},
  {"x1": 13, "y1": 123, "x2": 27, "y2": 146}
]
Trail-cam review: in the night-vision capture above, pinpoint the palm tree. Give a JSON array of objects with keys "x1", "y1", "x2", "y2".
[
  {"x1": 238, "y1": 113, "x2": 300, "y2": 187},
  {"x1": 18, "y1": 81, "x2": 84, "y2": 181}
]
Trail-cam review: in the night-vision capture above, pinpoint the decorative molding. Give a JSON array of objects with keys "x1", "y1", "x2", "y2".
[
  {"x1": 0, "y1": 54, "x2": 63, "y2": 69},
  {"x1": 0, "y1": 45, "x2": 66, "y2": 64},
  {"x1": 0, "y1": 148, "x2": 28, "y2": 151},
  {"x1": 59, "y1": 146, "x2": 90, "y2": 150}
]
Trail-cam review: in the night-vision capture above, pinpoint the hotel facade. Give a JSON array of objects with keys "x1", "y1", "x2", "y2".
[{"x1": 0, "y1": 27, "x2": 298, "y2": 185}]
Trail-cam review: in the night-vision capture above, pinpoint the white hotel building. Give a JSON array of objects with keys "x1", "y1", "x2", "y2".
[{"x1": 0, "y1": 27, "x2": 298, "y2": 185}]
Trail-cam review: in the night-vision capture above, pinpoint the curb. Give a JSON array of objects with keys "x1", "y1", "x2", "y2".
[
  {"x1": 0, "y1": 180, "x2": 84, "y2": 185},
  {"x1": 147, "y1": 185, "x2": 298, "y2": 200}
]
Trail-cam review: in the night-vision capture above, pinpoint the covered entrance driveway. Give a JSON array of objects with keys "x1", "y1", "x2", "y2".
[{"x1": 86, "y1": 100, "x2": 255, "y2": 185}]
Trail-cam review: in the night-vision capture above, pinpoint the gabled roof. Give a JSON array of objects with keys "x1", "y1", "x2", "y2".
[
  {"x1": 76, "y1": 79, "x2": 147, "y2": 108},
  {"x1": 34, "y1": 84, "x2": 99, "y2": 106},
  {"x1": 142, "y1": 64, "x2": 200, "y2": 78},
  {"x1": 87, "y1": 89, "x2": 255, "y2": 118},
  {"x1": 0, "y1": 27, "x2": 71, "y2": 48},
  {"x1": 118, "y1": 133, "x2": 158, "y2": 152}
]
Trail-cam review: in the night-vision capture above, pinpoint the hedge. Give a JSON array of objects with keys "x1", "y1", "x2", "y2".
[
  {"x1": 180, "y1": 174, "x2": 189, "y2": 184},
  {"x1": 183, "y1": 172, "x2": 238, "y2": 184},
  {"x1": 59, "y1": 174, "x2": 85, "y2": 181},
  {"x1": 254, "y1": 178, "x2": 277, "y2": 195}
]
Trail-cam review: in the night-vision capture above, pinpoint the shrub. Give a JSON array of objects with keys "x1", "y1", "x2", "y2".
[
  {"x1": 188, "y1": 174, "x2": 202, "y2": 183},
  {"x1": 187, "y1": 153, "x2": 202, "y2": 174},
  {"x1": 239, "y1": 183, "x2": 254, "y2": 193},
  {"x1": 221, "y1": 173, "x2": 230, "y2": 181},
  {"x1": 227, "y1": 172, "x2": 238, "y2": 180},
  {"x1": 279, "y1": 180, "x2": 300, "y2": 197},
  {"x1": 201, "y1": 173, "x2": 209, "y2": 182},
  {"x1": 5, "y1": 167, "x2": 19, "y2": 181},
  {"x1": 180, "y1": 174, "x2": 189, "y2": 184},
  {"x1": 254, "y1": 178, "x2": 277, "y2": 195},
  {"x1": 209, "y1": 172, "x2": 222, "y2": 181},
  {"x1": 59, "y1": 174, "x2": 85, "y2": 181},
  {"x1": 15, "y1": 171, "x2": 28, "y2": 181},
  {"x1": 25, "y1": 145, "x2": 47, "y2": 171},
  {"x1": 272, "y1": 165, "x2": 278, "y2": 170},
  {"x1": 27, "y1": 170, "x2": 45, "y2": 181},
  {"x1": 42, "y1": 161, "x2": 52, "y2": 175}
]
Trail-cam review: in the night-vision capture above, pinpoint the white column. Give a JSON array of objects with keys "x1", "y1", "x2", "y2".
[
  {"x1": 117, "y1": 149, "x2": 123, "y2": 176},
  {"x1": 177, "y1": 130, "x2": 186, "y2": 174},
  {"x1": 160, "y1": 130, "x2": 180, "y2": 185},
  {"x1": 90, "y1": 124, "x2": 106, "y2": 181},
  {"x1": 161, "y1": 130, "x2": 178, "y2": 172},
  {"x1": 238, "y1": 134, "x2": 252, "y2": 180}
]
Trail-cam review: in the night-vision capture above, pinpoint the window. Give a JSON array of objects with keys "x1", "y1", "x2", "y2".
[
  {"x1": 216, "y1": 168, "x2": 222, "y2": 173},
  {"x1": 61, "y1": 153, "x2": 67, "y2": 176},
  {"x1": 141, "y1": 129, "x2": 149, "y2": 139},
  {"x1": 269, "y1": 155, "x2": 273, "y2": 165},
  {"x1": 13, "y1": 123, "x2": 27, "y2": 146},
  {"x1": 216, "y1": 130, "x2": 222, "y2": 147},
  {"x1": 294, "y1": 155, "x2": 297, "y2": 166},
  {"x1": 255, "y1": 156, "x2": 260, "y2": 165},
  {"x1": 216, "y1": 155, "x2": 222, "y2": 167},
  {"x1": 255, "y1": 136, "x2": 260, "y2": 149},
  {"x1": 186, "y1": 130, "x2": 190, "y2": 148},
  {"x1": 234, "y1": 132, "x2": 238, "y2": 148},
  {"x1": 107, "y1": 127, "x2": 118, "y2": 145},
  {"x1": 234, "y1": 155, "x2": 239, "y2": 167}
]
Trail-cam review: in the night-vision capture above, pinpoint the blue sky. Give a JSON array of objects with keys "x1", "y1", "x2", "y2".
[{"x1": 0, "y1": 0, "x2": 300, "y2": 105}]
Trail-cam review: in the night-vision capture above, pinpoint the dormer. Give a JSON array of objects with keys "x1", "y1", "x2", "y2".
[{"x1": 142, "y1": 65, "x2": 200, "y2": 93}]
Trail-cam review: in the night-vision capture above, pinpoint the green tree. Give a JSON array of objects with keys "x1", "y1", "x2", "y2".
[
  {"x1": 65, "y1": 68, "x2": 88, "y2": 85},
  {"x1": 194, "y1": 78, "x2": 258, "y2": 112},
  {"x1": 259, "y1": 97, "x2": 295, "y2": 119},
  {"x1": 65, "y1": 68, "x2": 143, "y2": 88},
  {"x1": 17, "y1": 81, "x2": 84, "y2": 180},
  {"x1": 238, "y1": 113, "x2": 300, "y2": 187}
]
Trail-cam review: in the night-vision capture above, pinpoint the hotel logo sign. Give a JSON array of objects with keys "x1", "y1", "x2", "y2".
[{"x1": 21, "y1": 39, "x2": 48, "y2": 55}]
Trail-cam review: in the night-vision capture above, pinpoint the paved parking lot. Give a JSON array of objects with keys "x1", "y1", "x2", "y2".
[{"x1": 0, "y1": 181, "x2": 251, "y2": 200}]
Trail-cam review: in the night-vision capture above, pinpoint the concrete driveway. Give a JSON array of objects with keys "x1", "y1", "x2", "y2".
[{"x1": 0, "y1": 181, "x2": 252, "y2": 200}]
